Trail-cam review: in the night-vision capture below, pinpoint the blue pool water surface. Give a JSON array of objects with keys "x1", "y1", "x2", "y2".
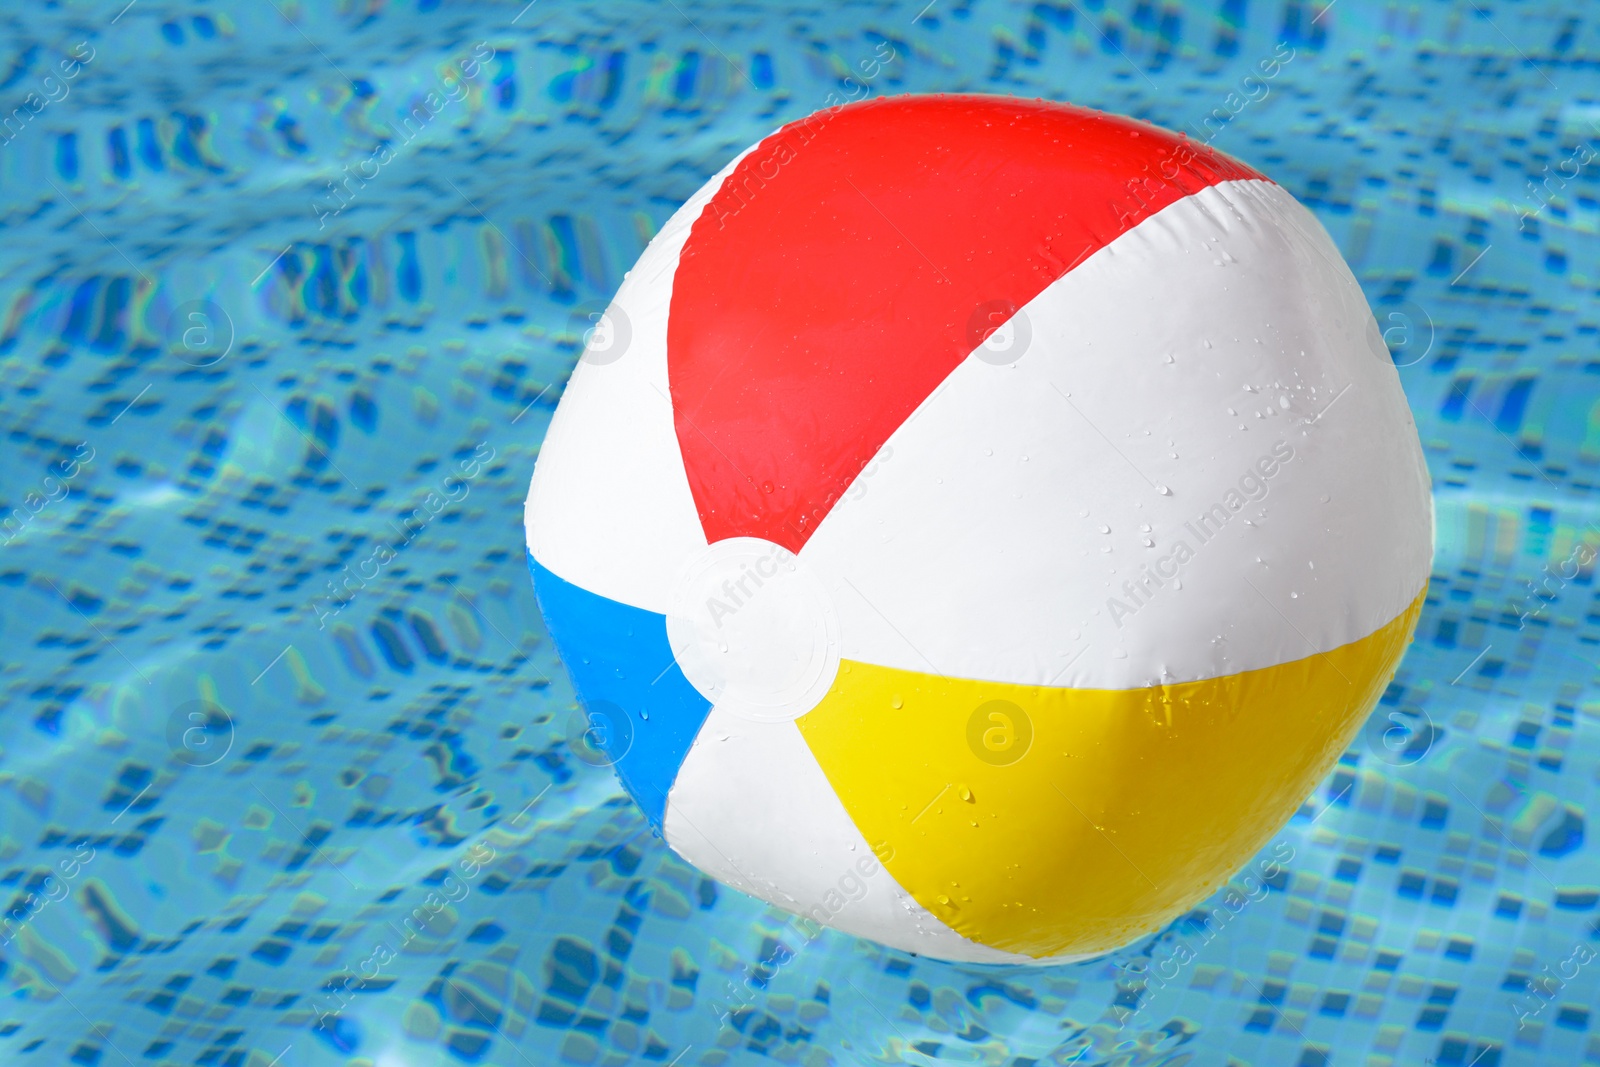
[{"x1": 1, "y1": 2, "x2": 1598, "y2": 1065}]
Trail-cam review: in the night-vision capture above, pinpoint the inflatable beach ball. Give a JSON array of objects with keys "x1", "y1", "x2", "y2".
[{"x1": 525, "y1": 95, "x2": 1431, "y2": 963}]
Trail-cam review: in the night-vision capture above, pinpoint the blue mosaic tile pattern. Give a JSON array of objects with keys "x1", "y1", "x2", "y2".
[{"x1": 1, "y1": 1, "x2": 1598, "y2": 1065}]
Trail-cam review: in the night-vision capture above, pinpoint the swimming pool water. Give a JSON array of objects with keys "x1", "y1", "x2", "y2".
[{"x1": 1, "y1": 2, "x2": 1597, "y2": 1065}]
